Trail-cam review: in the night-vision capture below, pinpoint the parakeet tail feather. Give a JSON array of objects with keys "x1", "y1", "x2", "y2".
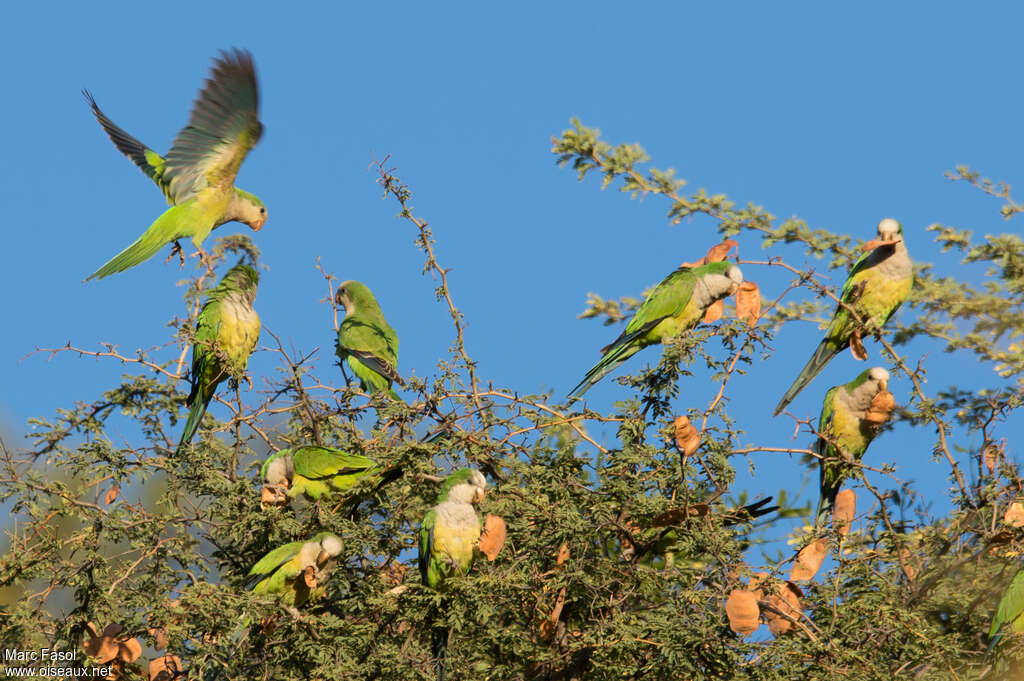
[
  {"x1": 175, "y1": 396, "x2": 210, "y2": 456},
  {"x1": 773, "y1": 339, "x2": 841, "y2": 416},
  {"x1": 87, "y1": 228, "x2": 176, "y2": 280},
  {"x1": 568, "y1": 341, "x2": 641, "y2": 399}
]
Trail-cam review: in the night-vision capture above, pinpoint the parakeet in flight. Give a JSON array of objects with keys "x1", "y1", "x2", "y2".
[
  {"x1": 247, "y1": 532, "x2": 343, "y2": 606},
  {"x1": 262, "y1": 446, "x2": 378, "y2": 502},
  {"x1": 419, "y1": 468, "x2": 487, "y2": 681},
  {"x1": 814, "y1": 367, "x2": 890, "y2": 528},
  {"x1": 335, "y1": 281, "x2": 405, "y2": 399},
  {"x1": 175, "y1": 264, "x2": 260, "y2": 455},
  {"x1": 568, "y1": 261, "x2": 743, "y2": 398},
  {"x1": 990, "y1": 568, "x2": 1024, "y2": 653},
  {"x1": 774, "y1": 218, "x2": 912, "y2": 416},
  {"x1": 85, "y1": 49, "x2": 266, "y2": 280}
]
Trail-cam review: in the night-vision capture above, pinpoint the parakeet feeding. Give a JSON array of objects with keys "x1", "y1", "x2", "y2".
[
  {"x1": 814, "y1": 367, "x2": 891, "y2": 528},
  {"x1": 247, "y1": 532, "x2": 343, "y2": 606},
  {"x1": 419, "y1": 469, "x2": 487, "y2": 681},
  {"x1": 262, "y1": 446, "x2": 378, "y2": 502},
  {"x1": 335, "y1": 281, "x2": 405, "y2": 399},
  {"x1": 175, "y1": 264, "x2": 260, "y2": 455},
  {"x1": 85, "y1": 49, "x2": 265, "y2": 280},
  {"x1": 568, "y1": 261, "x2": 743, "y2": 398},
  {"x1": 774, "y1": 218, "x2": 912, "y2": 416}
]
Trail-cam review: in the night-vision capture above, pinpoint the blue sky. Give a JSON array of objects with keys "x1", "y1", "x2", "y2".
[{"x1": 2, "y1": 3, "x2": 1021, "y2": 550}]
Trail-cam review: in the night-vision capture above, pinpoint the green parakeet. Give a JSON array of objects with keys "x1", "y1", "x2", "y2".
[
  {"x1": 85, "y1": 49, "x2": 266, "y2": 280},
  {"x1": 774, "y1": 218, "x2": 912, "y2": 415},
  {"x1": 247, "y1": 532, "x2": 343, "y2": 606},
  {"x1": 419, "y1": 468, "x2": 487, "y2": 681},
  {"x1": 814, "y1": 367, "x2": 890, "y2": 528},
  {"x1": 568, "y1": 261, "x2": 743, "y2": 398},
  {"x1": 990, "y1": 569, "x2": 1024, "y2": 652},
  {"x1": 262, "y1": 446, "x2": 378, "y2": 501},
  {"x1": 175, "y1": 264, "x2": 260, "y2": 455},
  {"x1": 335, "y1": 281, "x2": 405, "y2": 399}
]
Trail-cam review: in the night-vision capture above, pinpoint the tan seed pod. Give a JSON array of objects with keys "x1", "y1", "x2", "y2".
[
  {"x1": 1004, "y1": 502, "x2": 1024, "y2": 528},
  {"x1": 849, "y1": 330, "x2": 868, "y2": 360},
  {"x1": 725, "y1": 589, "x2": 760, "y2": 635},
  {"x1": 673, "y1": 415, "x2": 700, "y2": 456},
  {"x1": 303, "y1": 565, "x2": 318, "y2": 589},
  {"x1": 764, "y1": 581, "x2": 803, "y2": 636},
  {"x1": 735, "y1": 281, "x2": 761, "y2": 327},
  {"x1": 702, "y1": 299, "x2": 725, "y2": 324},
  {"x1": 864, "y1": 390, "x2": 896, "y2": 425},
  {"x1": 898, "y1": 547, "x2": 918, "y2": 582},
  {"x1": 478, "y1": 514, "x2": 508, "y2": 561},
  {"x1": 982, "y1": 443, "x2": 1000, "y2": 475},
  {"x1": 117, "y1": 637, "x2": 141, "y2": 663},
  {"x1": 104, "y1": 485, "x2": 119, "y2": 505},
  {"x1": 790, "y1": 538, "x2": 828, "y2": 581},
  {"x1": 149, "y1": 654, "x2": 183, "y2": 681},
  {"x1": 832, "y1": 490, "x2": 856, "y2": 535},
  {"x1": 705, "y1": 240, "x2": 739, "y2": 263}
]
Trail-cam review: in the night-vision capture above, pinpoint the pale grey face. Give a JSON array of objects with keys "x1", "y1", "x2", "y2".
[
  {"x1": 867, "y1": 366, "x2": 890, "y2": 391},
  {"x1": 264, "y1": 453, "x2": 293, "y2": 485},
  {"x1": 335, "y1": 281, "x2": 355, "y2": 314},
  {"x1": 319, "y1": 534, "x2": 343, "y2": 558},
  {"x1": 877, "y1": 218, "x2": 902, "y2": 243},
  {"x1": 449, "y1": 471, "x2": 487, "y2": 504}
]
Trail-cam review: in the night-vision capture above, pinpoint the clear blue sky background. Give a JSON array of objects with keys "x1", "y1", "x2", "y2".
[{"x1": 2, "y1": 3, "x2": 1021, "y2": 555}]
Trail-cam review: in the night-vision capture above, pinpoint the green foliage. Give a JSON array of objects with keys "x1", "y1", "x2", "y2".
[{"x1": 1, "y1": 122, "x2": 1023, "y2": 681}]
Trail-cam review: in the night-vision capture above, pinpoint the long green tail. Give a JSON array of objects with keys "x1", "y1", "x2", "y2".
[
  {"x1": 815, "y1": 466, "x2": 842, "y2": 530},
  {"x1": 87, "y1": 204, "x2": 193, "y2": 280},
  {"x1": 773, "y1": 338, "x2": 841, "y2": 416},
  {"x1": 568, "y1": 341, "x2": 641, "y2": 399},
  {"x1": 175, "y1": 394, "x2": 211, "y2": 456}
]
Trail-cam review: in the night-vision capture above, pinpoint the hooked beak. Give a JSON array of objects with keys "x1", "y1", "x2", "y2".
[
  {"x1": 251, "y1": 217, "x2": 266, "y2": 232},
  {"x1": 316, "y1": 549, "x2": 330, "y2": 566},
  {"x1": 862, "y1": 234, "x2": 900, "y2": 252},
  {"x1": 474, "y1": 488, "x2": 486, "y2": 503}
]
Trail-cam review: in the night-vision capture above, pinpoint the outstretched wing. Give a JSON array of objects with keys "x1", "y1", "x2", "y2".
[
  {"x1": 163, "y1": 49, "x2": 262, "y2": 203},
  {"x1": 83, "y1": 90, "x2": 171, "y2": 201}
]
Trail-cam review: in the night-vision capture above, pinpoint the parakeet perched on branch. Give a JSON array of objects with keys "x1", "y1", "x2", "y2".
[
  {"x1": 247, "y1": 532, "x2": 343, "y2": 606},
  {"x1": 814, "y1": 367, "x2": 891, "y2": 528},
  {"x1": 175, "y1": 264, "x2": 260, "y2": 455},
  {"x1": 85, "y1": 49, "x2": 266, "y2": 280},
  {"x1": 774, "y1": 218, "x2": 912, "y2": 415},
  {"x1": 262, "y1": 446, "x2": 378, "y2": 502},
  {"x1": 335, "y1": 281, "x2": 405, "y2": 399},
  {"x1": 419, "y1": 469, "x2": 487, "y2": 681},
  {"x1": 569, "y1": 261, "x2": 743, "y2": 398}
]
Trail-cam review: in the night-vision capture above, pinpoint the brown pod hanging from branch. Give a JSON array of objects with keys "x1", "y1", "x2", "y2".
[
  {"x1": 726, "y1": 589, "x2": 760, "y2": 635},
  {"x1": 832, "y1": 489, "x2": 856, "y2": 535},
  {"x1": 673, "y1": 415, "x2": 700, "y2": 456}
]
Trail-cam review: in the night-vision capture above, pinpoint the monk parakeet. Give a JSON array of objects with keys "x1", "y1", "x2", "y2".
[
  {"x1": 247, "y1": 532, "x2": 343, "y2": 606},
  {"x1": 419, "y1": 469, "x2": 487, "y2": 681},
  {"x1": 568, "y1": 261, "x2": 743, "y2": 398},
  {"x1": 175, "y1": 264, "x2": 260, "y2": 455},
  {"x1": 814, "y1": 367, "x2": 890, "y2": 528},
  {"x1": 335, "y1": 281, "x2": 405, "y2": 399},
  {"x1": 85, "y1": 49, "x2": 266, "y2": 280},
  {"x1": 774, "y1": 219, "x2": 912, "y2": 415},
  {"x1": 262, "y1": 446, "x2": 378, "y2": 501},
  {"x1": 990, "y1": 569, "x2": 1024, "y2": 652}
]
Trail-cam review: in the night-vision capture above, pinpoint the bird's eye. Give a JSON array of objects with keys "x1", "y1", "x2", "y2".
[{"x1": 260, "y1": 207, "x2": 266, "y2": 215}]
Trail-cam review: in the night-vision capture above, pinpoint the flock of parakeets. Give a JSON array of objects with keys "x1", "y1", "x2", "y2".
[{"x1": 79, "y1": 48, "x2": 1016, "y2": 664}]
